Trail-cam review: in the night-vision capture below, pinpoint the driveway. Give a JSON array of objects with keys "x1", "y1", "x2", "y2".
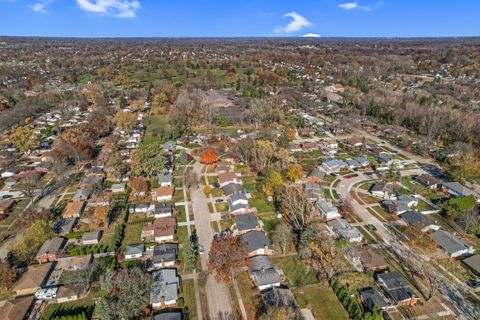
[{"x1": 190, "y1": 161, "x2": 233, "y2": 319}]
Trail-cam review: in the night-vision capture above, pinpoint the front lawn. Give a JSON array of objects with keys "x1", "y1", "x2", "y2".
[
  {"x1": 176, "y1": 226, "x2": 189, "y2": 243},
  {"x1": 248, "y1": 197, "x2": 274, "y2": 213},
  {"x1": 271, "y1": 256, "x2": 318, "y2": 287},
  {"x1": 211, "y1": 188, "x2": 224, "y2": 198},
  {"x1": 176, "y1": 205, "x2": 187, "y2": 222},
  {"x1": 293, "y1": 284, "x2": 348, "y2": 320},
  {"x1": 236, "y1": 271, "x2": 258, "y2": 319},
  {"x1": 215, "y1": 203, "x2": 228, "y2": 212},
  {"x1": 121, "y1": 223, "x2": 144, "y2": 250},
  {"x1": 180, "y1": 279, "x2": 197, "y2": 319},
  {"x1": 174, "y1": 191, "x2": 185, "y2": 203},
  {"x1": 207, "y1": 176, "x2": 218, "y2": 185}
]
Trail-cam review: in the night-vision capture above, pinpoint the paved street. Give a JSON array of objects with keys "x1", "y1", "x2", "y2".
[{"x1": 190, "y1": 161, "x2": 233, "y2": 319}]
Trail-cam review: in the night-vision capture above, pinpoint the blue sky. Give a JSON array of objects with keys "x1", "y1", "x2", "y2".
[{"x1": 1, "y1": 0, "x2": 479, "y2": 37}]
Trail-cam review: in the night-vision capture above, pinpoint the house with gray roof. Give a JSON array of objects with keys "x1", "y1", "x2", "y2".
[
  {"x1": 401, "y1": 211, "x2": 439, "y2": 233},
  {"x1": 222, "y1": 183, "x2": 244, "y2": 197},
  {"x1": 152, "y1": 312, "x2": 182, "y2": 320},
  {"x1": 432, "y1": 230, "x2": 474, "y2": 258},
  {"x1": 321, "y1": 159, "x2": 347, "y2": 174},
  {"x1": 346, "y1": 158, "x2": 361, "y2": 170},
  {"x1": 148, "y1": 243, "x2": 178, "y2": 270},
  {"x1": 111, "y1": 183, "x2": 126, "y2": 193},
  {"x1": 376, "y1": 272, "x2": 417, "y2": 306},
  {"x1": 129, "y1": 203, "x2": 153, "y2": 214},
  {"x1": 81, "y1": 231, "x2": 102, "y2": 245},
  {"x1": 241, "y1": 231, "x2": 274, "y2": 257},
  {"x1": 235, "y1": 214, "x2": 261, "y2": 235},
  {"x1": 304, "y1": 182, "x2": 323, "y2": 202},
  {"x1": 248, "y1": 256, "x2": 281, "y2": 291},
  {"x1": 327, "y1": 219, "x2": 363, "y2": 243},
  {"x1": 414, "y1": 174, "x2": 441, "y2": 189},
  {"x1": 157, "y1": 173, "x2": 173, "y2": 187},
  {"x1": 355, "y1": 156, "x2": 370, "y2": 167},
  {"x1": 370, "y1": 182, "x2": 395, "y2": 200},
  {"x1": 80, "y1": 175, "x2": 104, "y2": 188},
  {"x1": 316, "y1": 200, "x2": 341, "y2": 221},
  {"x1": 124, "y1": 243, "x2": 145, "y2": 260},
  {"x1": 442, "y1": 182, "x2": 480, "y2": 202},
  {"x1": 150, "y1": 269, "x2": 180, "y2": 308},
  {"x1": 35, "y1": 237, "x2": 66, "y2": 264},
  {"x1": 228, "y1": 198, "x2": 250, "y2": 215},
  {"x1": 462, "y1": 255, "x2": 480, "y2": 275},
  {"x1": 153, "y1": 202, "x2": 174, "y2": 218},
  {"x1": 307, "y1": 168, "x2": 326, "y2": 183},
  {"x1": 260, "y1": 288, "x2": 302, "y2": 319},
  {"x1": 359, "y1": 287, "x2": 391, "y2": 311},
  {"x1": 377, "y1": 152, "x2": 393, "y2": 165},
  {"x1": 72, "y1": 188, "x2": 91, "y2": 201}
]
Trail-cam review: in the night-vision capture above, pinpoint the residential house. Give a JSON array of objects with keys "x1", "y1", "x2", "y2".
[
  {"x1": 153, "y1": 202, "x2": 175, "y2": 218},
  {"x1": 222, "y1": 183, "x2": 244, "y2": 197},
  {"x1": 327, "y1": 219, "x2": 363, "y2": 243},
  {"x1": 346, "y1": 158, "x2": 361, "y2": 170},
  {"x1": 462, "y1": 255, "x2": 480, "y2": 276},
  {"x1": 260, "y1": 288, "x2": 303, "y2": 320},
  {"x1": 0, "y1": 200, "x2": 15, "y2": 220},
  {"x1": 249, "y1": 255, "x2": 281, "y2": 291},
  {"x1": 80, "y1": 175, "x2": 104, "y2": 189},
  {"x1": 307, "y1": 168, "x2": 325, "y2": 184},
  {"x1": 152, "y1": 312, "x2": 182, "y2": 320},
  {"x1": 129, "y1": 203, "x2": 153, "y2": 214},
  {"x1": 414, "y1": 174, "x2": 441, "y2": 189},
  {"x1": 316, "y1": 200, "x2": 341, "y2": 221},
  {"x1": 215, "y1": 161, "x2": 232, "y2": 174},
  {"x1": 88, "y1": 196, "x2": 110, "y2": 207},
  {"x1": 370, "y1": 182, "x2": 395, "y2": 200},
  {"x1": 150, "y1": 269, "x2": 180, "y2": 308},
  {"x1": 359, "y1": 287, "x2": 392, "y2": 312},
  {"x1": 157, "y1": 173, "x2": 174, "y2": 187},
  {"x1": 432, "y1": 230, "x2": 475, "y2": 258},
  {"x1": 142, "y1": 217, "x2": 176, "y2": 242},
  {"x1": 347, "y1": 245, "x2": 388, "y2": 272},
  {"x1": 13, "y1": 263, "x2": 54, "y2": 297},
  {"x1": 218, "y1": 172, "x2": 242, "y2": 188},
  {"x1": 401, "y1": 211, "x2": 440, "y2": 233},
  {"x1": 381, "y1": 195, "x2": 417, "y2": 215},
  {"x1": 301, "y1": 142, "x2": 319, "y2": 151},
  {"x1": 299, "y1": 127, "x2": 315, "y2": 137},
  {"x1": 56, "y1": 218, "x2": 77, "y2": 235},
  {"x1": 321, "y1": 159, "x2": 347, "y2": 174},
  {"x1": 55, "y1": 286, "x2": 80, "y2": 304},
  {"x1": 241, "y1": 231, "x2": 274, "y2": 257},
  {"x1": 148, "y1": 243, "x2": 178, "y2": 270},
  {"x1": 81, "y1": 231, "x2": 102, "y2": 245},
  {"x1": 377, "y1": 152, "x2": 393, "y2": 165},
  {"x1": 35, "y1": 237, "x2": 66, "y2": 264},
  {"x1": 0, "y1": 296, "x2": 34, "y2": 320},
  {"x1": 442, "y1": 182, "x2": 480, "y2": 202},
  {"x1": 289, "y1": 143, "x2": 302, "y2": 153},
  {"x1": 235, "y1": 214, "x2": 262, "y2": 235},
  {"x1": 345, "y1": 137, "x2": 363, "y2": 147},
  {"x1": 124, "y1": 243, "x2": 145, "y2": 260},
  {"x1": 355, "y1": 156, "x2": 371, "y2": 167},
  {"x1": 62, "y1": 201, "x2": 85, "y2": 218},
  {"x1": 111, "y1": 183, "x2": 126, "y2": 194},
  {"x1": 304, "y1": 182, "x2": 323, "y2": 202},
  {"x1": 376, "y1": 272, "x2": 418, "y2": 306},
  {"x1": 72, "y1": 188, "x2": 91, "y2": 201},
  {"x1": 1, "y1": 167, "x2": 19, "y2": 178},
  {"x1": 151, "y1": 186, "x2": 175, "y2": 202},
  {"x1": 205, "y1": 89, "x2": 233, "y2": 108}
]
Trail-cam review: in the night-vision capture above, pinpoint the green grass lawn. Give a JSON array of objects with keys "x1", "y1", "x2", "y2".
[
  {"x1": 180, "y1": 279, "x2": 197, "y2": 320},
  {"x1": 174, "y1": 191, "x2": 185, "y2": 203},
  {"x1": 215, "y1": 203, "x2": 228, "y2": 212},
  {"x1": 248, "y1": 197, "x2": 274, "y2": 213},
  {"x1": 236, "y1": 271, "x2": 258, "y2": 319},
  {"x1": 261, "y1": 215, "x2": 280, "y2": 232},
  {"x1": 121, "y1": 223, "x2": 143, "y2": 250},
  {"x1": 176, "y1": 205, "x2": 187, "y2": 222},
  {"x1": 271, "y1": 256, "x2": 318, "y2": 287},
  {"x1": 211, "y1": 188, "x2": 224, "y2": 198},
  {"x1": 293, "y1": 284, "x2": 348, "y2": 320},
  {"x1": 207, "y1": 176, "x2": 218, "y2": 185},
  {"x1": 176, "y1": 226, "x2": 189, "y2": 243},
  {"x1": 414, "y1": 199, "x2": 434, "y2": 212},
  {"x1": 208, "y1": 202, "x2": 214, "y2": 213},
  {"x1": 211, "y1": 221, "x2": 220, "y2": 233},
  {"x1": 356, "y1": 225, "x2": 376, "y2": 244}
]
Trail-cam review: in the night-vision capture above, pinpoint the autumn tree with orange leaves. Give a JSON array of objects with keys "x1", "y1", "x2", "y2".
[
  {"x1": 208, "y1": 236, "x2": 247, "y2": 283},
  {"x1": 200, "y1": 148, "x2": 219, "y2": 164},
  {"x1": 130, "y1": 176, "x2": 149, "y2": 197}
]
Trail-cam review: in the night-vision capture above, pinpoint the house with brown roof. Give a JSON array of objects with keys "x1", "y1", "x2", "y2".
[
  {"x1": 218, "y1": 172, "x2": 242, "y2": 188},
  {"x1": 0, "y1": 200, "x2": 15, "y2": 221},
  {"x1": 13, "y1": 263, "x2": 54, "y2": 297},
  {"x1": 142, "y1": 217, "x2": 176, "y2": 242},
  {"x1": 205, "y1": 89, "x2": 233, "y2": 108},
  {"x1": 62, "y1": 200, "x2": 85, "y2": 218},
  {"x1": 151, "y1": 186, "x2": 174, "y2": 202},
  {"x1": 0, "y1": 296, "x2": 34, "y2": 320},
  {"x1": 347, "y1": 245, "x2": 388, "y2": 272}
]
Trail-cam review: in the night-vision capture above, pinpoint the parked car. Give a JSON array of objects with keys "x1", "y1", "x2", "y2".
[
  {"x1": 215, "y1": 199, "x2": 224, "y2": 203},
  {"x1": 368, "y1": 224, "x2": 377, "y2": 231},
  {"x1": 467, "y1": 279, "x2": 480, "y2": 289},
  {"x1": 199, "y1": 245, "x2": 204, "y2": 255}
]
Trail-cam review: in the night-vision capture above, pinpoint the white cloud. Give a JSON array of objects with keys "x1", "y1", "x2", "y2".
[
  {"x1": 274, "y1": 12, "x2": 312, "y2": 33},
  {"x1": 338, "y1": 2, "x2": 358, "y2": 10},
  {"x1": 303, "y1": 33, "x2": 321, "y2": 38},
  {"x1": 76, "y1": 0, "x2": 141, "y2": 18},
  {"x1": 338, "y1": 1, "x2": 383, "y2": 11},
  {"x1": 29, "y1": 0, "x2": 54, "y2": 14}
]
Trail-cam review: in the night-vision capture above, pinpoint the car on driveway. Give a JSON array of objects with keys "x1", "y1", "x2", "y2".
[
  {"x1": 368, "y1": 224, "x2": 377, "y2": 231},
  {"x1": 215, "y1": 199, "x2": 223, "y2": 203}
]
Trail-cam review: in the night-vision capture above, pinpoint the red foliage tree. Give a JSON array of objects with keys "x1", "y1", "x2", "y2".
[
  {"x1": 208, "y1": 236, "x2": 248, "y2": 283},
  {"x1": 200, "y1": 148, "x2": 219, "y2": 164}
]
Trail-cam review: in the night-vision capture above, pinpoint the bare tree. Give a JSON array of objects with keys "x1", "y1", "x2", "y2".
[
  {"x1": 271, "y1": 223, "x2": 294, "y2": 255},
  {"x1": 184, "y1": 170, "x2": 199, "y2": 189},
  {"x1": 310, "y1": 230, "x2": 344, "y2": 281}
]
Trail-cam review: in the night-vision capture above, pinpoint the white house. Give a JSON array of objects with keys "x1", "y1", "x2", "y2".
[{"x1": 316, "y1": 200, "x2": 341, "y2": 221}]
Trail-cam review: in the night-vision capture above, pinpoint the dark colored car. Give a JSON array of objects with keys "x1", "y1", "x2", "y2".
[
  {"x1": 467, "y1": 279, "x2": 480, "y2": 289},
  {"x1": 215, "y1": 199, "x2": 224, "y2": 203},
  {"x1": 368, "y1": 224, "x2": 378, "y2": 231}
]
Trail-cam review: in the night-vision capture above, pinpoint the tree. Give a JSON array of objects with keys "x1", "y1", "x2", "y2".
[
  {"x1": 130, "y1": 176, "x2": 149, "y2": 196},
  {"x1": 108, "y1": 267, "x2": 151, "y2": 319},
  {"x1": 10, "y1": 220, "x2": 53, "y2": 266},
  {"x1": 106, "y1": 146, "x2": 128, "y2": 178},
  {"x1": 93, "y1": 206, "x2": 111, "y2": 226},
  {"x1": 169, "y1": 89, "x2": 207, "y2": 135},
  {"x1": 64, "y1": 266, "x2": 93, "y2": 294},
  {"x1": 259, "y1": 169, "x2": 283, "y2": 196},
  {"x1": 257, "y1": 306, "x2": 296, "y2": 320},
  {"x1": 16, "y1": 172, "x2": 42, "y2": 200},
  {"x1": 271, "y1": 223, "x2": 294, "y2": 255},
  {"x1": 132, "y1": 142, "x2": 167, "y2": 178},
  {"x1": 0, "y1": 259, "x2": 16, "y2": 289},
  {"x1": 113, "y1": 111, "x2": 137, "y2": 132},
  {"x1": 310, "y1": 230, "x2": 344, "y2": 281},
  {"x1": 276, "y1": 185, "x2": 314, "y2": 234},
  {"x1": 446, "y1": 150, "x2": 480, "y2": 183},
  {"x1": 200, "y1": 148, "x2": 219, "y2": 164},
  {"x1": 184, "y1": 170, "x2": 199, "y2": 190},
  {"x1": 285, "y1": 164, "x2": 304, "y2": 182},
  {"x1": 208, "y1": 236, "x2": 247, "y2": 283},
  {"x1": 181, "y1": 238, "x2": 198, "y2": 272},
  {"x1": 9, "y1": 126, "x2": 38, "y2": 153}
]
